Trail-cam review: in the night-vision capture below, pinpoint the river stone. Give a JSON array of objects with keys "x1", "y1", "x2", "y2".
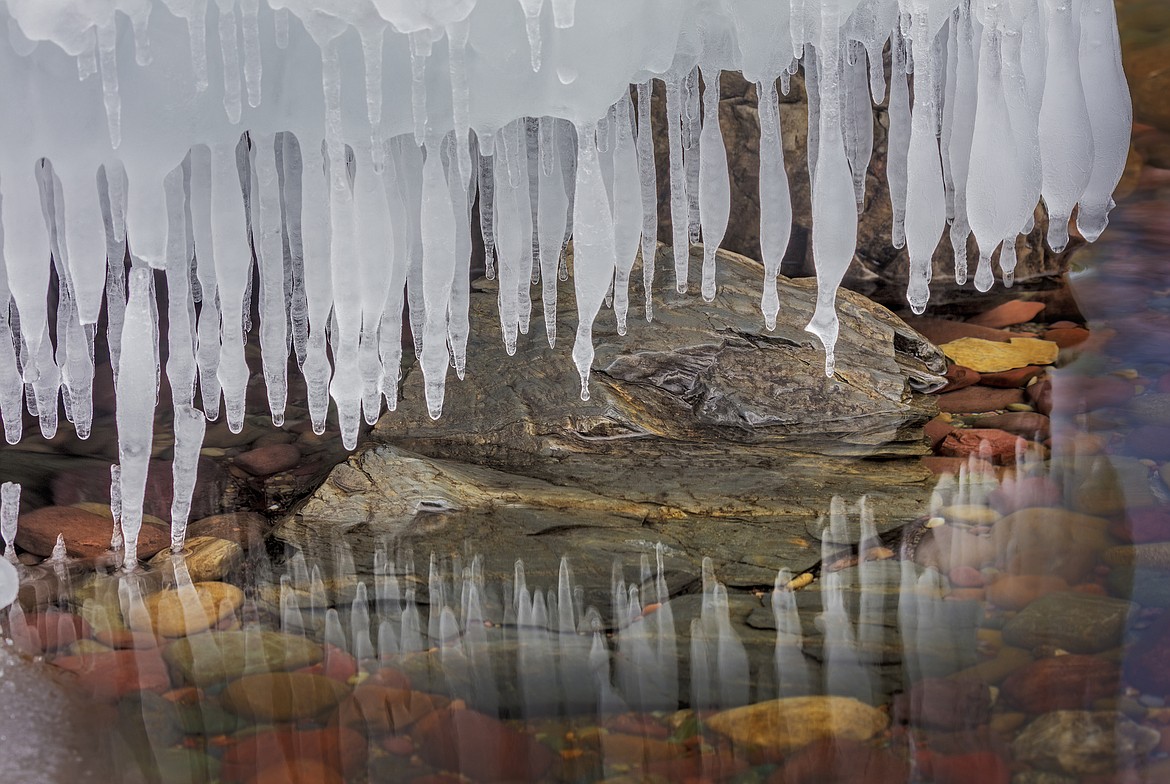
[
  {"x1": 1002, "y1": 592, "x2": 1135, "y2": 654},
  {"x1": 221, "y1": 672, "x2": 349, "y2": 722},
  {"x1": 149, "y1": 537, "x2": 245, "y2": 583},
  {"x1": 1011, "y1": 711, "x2": 1160, "y2": 775},
  {"x1": 140, "y1": 581, "x2": 244, "y2": 637},
  {"x1": 1107, "y1": 566, "x2": 1170, "y2": 608},
  {"x1": 164, "y1": 630, "x2": 324, "y2": 686},
  {"x1": 704, "y1": 695, "x2": 888, "y2": 752}
]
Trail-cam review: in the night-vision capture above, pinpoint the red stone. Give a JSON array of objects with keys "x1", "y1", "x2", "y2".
[
  {"x1": 969, "y1": 300, "x2": 1046, "y2": 329},
  {"x1": 14, "y1": 506, "x2": 169, "y2": 559},
  {"x1": 917, "y1": 750, "x2": 1010, "y2": 784},
  {"x1": 222, "y1": 727, "x2": 367, "y2": 784},
  {"x1": 969, "y1": 412, "x2": 1050, "y2": 438},
  {"x1": 937, "y1": 365, "x2": 982, "y2": 394},
  {"x1": 894, "y1": 678, "x2": 991, "y2": 730},
  {"x1": 51, "y1": 458, "x2": 226, "y2": 523},
  {"x1": 922, "y1": 456, "x2": 995, "y2": 476},
  {"x1": 986, "y1": 575, "x2": 1069, "y2": 611},
  {"x1": 902, "y1": 316, "x2": 1022, "y2": 345},
  {"x1": 52, "y1": 648, "x2": 171, "y2": 701},
  {"x1": 1044, "y1": 326, "x2": 1091, "y2": 348},
  {"x1": 938, "y1": 429, "x2": 1030, "y2": 466},
  {"x1": 25, "y1": 611, "x2": 92, "y2": 653},
  {"x1": 335, "y1": 685, "x2": 446, "y2": 735},
  {"x1": 411, "y1": 707, "x2": 558, "y2": 782},
  {"x1": 1002, "y1": 655, "x2": 1120, "y2": 712},
  {"x1": 382, "y1": 735, "x2": 414, "y2": 756},
  {"x1": 366, "y1": 667, "x2": 413, "y2": 691},
  {"x1": 234, "y1": 444, "x2": 302, "y2": 476},
  {"x1": 1027, "y1": 379, "x2": 1053, "y2": 415},
  {"x1": 767, "y1": 739, "x2": 910, "y2": 784},
  {"x1": 297, "y1": 644, "x2": 357, "y2": 684},
  {"x1": 925, "y1": 417, "x2": 956, "y2": 450},
  {"x1": 1049, "y1": 376, "x2": 1134, "y2": 415},
  {"x1": 978, "y1": 366, "x2": 1045, "y2": 388},
  {"x1": 987, "y1": 476, "x2": 1063, "y2": 515},
  {"x1": 937, "y1": 387, "x2": 1026, "y2": 414},
  {"x1": 949, "y1": 566, "x2": 985, "y2": 588}
]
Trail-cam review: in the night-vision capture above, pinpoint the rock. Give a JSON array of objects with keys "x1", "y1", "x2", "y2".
[
  {"x1": 1006, "y1": 545, "x2": 1096, "y2": 584},
  {"x1": 71, "y1": 502, "x2": 168, "y2": 531},
  {"x1": 986, "y1": 575, "x2": 1070, "y2": 611},
  {"x1": 221, "y1": 672, "x2": 350, "y2": 722},
  {"x1": 1126, "y1": 612, "x2": 1170, "y2": 694},
  {"x1": 1115, "y1": 507, "x2": 1170, "y2": 544},
  {"x1": 970, "y1": 412, "x2": 1050, "y2": 438},
  {"x1": 50, "y1": 458, "x2": 227, "y2": 523},
  {"x1": 768, "y1": 738, "x2": 910, "y2": 784},
  {"x1": 987, "y1": 476, "x2": 1064, "y2": 515},
  {"x1": 1067, "y1": 456, "x2": 1157, "y2": 517},
  {"x1": 940, "y1": 505, "x2": 1001, "y2": 525},
  {"x1": 1011, "y1": 711, "x2": 1159, "y2": 775},
  {"x1": 164, "y1": 631, "x2": 323, "y2": 686},
  {"x1": 939, "y1": 365, "x2": 982, "y2": 393},
  {"x1": 1103, "y1": 543, "x2": 1170, "y2": 570},
  {"x1": 948, "y1": 566, "x2": 986, "y2": 588},
  {"x1": 220, "y1": 727, "x2": 366, "y2": 784},
  {"x1": 1122, "y1": 425, "x2": 1170, "y2": 460},
  {"x1": 917, "y1": 750, "x2": 1010, "y2": 784},
  {"x1": 925, "y1": 416, "x2": 957, "y2": 449},
  {"x1": 939, "y1": 429, "x2": 1031, "y2": 465},
  {"x1": 704, "y1": 695, "x2": 887, "y2": 753},
  {"x1": 902, "y1": 317, "x2": 1022, "y2": 345},
  {"x1": 24, "y1": 611, "x2": 92, "y2": 653},
  {"x1": 940, "y1": 338, "x2": 1059, "y2": 374},
  {"x1": 1002, "y1": 592, "x2": 1135, "y2": 654},
  {"x1": 187, "y1": 511, "x2": 268, "y2": 551},
  {"x1": 1051, "y1": 376, "x2": 1135, "y2": 415},
  {"x1": 52, "y1": 648, "x2": 172, "y2": 701},
  {"x1": 140, "y1": 581, "x2": 244, "y2": 637},
  {"x1": 937, "y1": 387, "x2": 1027, "y2": 413},
  {"x1": 411, "y1": 707, "x2": 558, "y2": 782},
  {"x1": 1028, "y1": 379, "x2": 1054, "y2": 415},
  {"x1": 149, "y1": 537, "x2": 244, "y2": 582},
  {"x1": 969, "y1": 301, "x2": 1046, "y2": 328},
  {"x1": 1126, "y1": 393, "x2": 1170, "y2": 426},
  {"x1": 234, "y1": 444, "x2": 302, "y2": 477},
  {"x1": 1109, "y1": 566, "x2": 1170, "y2": 608},
  {"x1": 1002, "y1": 656, "x2": 1122, "y2": 713},
  {"x1": 894, "y1": 677, "x2": 991, "y2": 730},
  {"x1": 14, "y1": 506, "x2": 168, "y2": 559},
  {"x1": 978, "y1": 366, "x2": 1045, "y2": 389},
  {"x1": 1044, "y1": 327, "x2": 1090, "y2": 348},
  {"x1": 990, "y1": 508, "x2": 1113, "y2": 559},
  {"x1": 335, "y1": 685, "x2": 447, "y2": 734}
]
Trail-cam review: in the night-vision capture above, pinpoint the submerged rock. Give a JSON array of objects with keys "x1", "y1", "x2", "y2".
[
  {"x1": 164, "y1": 630, "x2": 323, "y2": 686},
  {"x1": 1011, "y1": 711, "x2": 1160, "y2": 775},
  {"x1": 704, "y1": 695, "x2": 888, "y2": 753}
]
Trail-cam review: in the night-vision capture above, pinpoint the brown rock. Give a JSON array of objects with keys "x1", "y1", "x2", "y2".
[
  {"x1": 1127, "y1": 612, "x2": 1170, "y2": 695},
  {"x1": 1002, "y1": 656, "x2": 1121, "y2": 713},
  {"x1": 335, "y1": 685, "x2": 447, "y2": 734},
  {"x1": 1028, "y1": 379, "x2": 1053, "y2": 415},
  {"x1": 949, "y1": 566, "x2": 986, "y2": 588},
  {"x1": 235, "y1": 444, "x2": 302, "y2": 477},
  {"x1": 51, "y1": 648, "x2": 171, "y2": 701},
  {"x1": 1111, "y1": 508, "x2": 1170, "y2": 544},
  {"x1": 969, "y1": 300, "x2": 1046, "y2": 328},
  {"x1": 978, "y1": 366, "x2": 1045, "y2": 388},
  {"x1": 1007, "y1": 545, "x2": 1096, "y2": 584},
  {"x1": 187, "y1": 511, "x2": 268, "y2": 552},
  {"x1": 987, "y1": 476, "x2": 1063, "y2": 515},
  {"x1": 50, "y1": 458, "x2": 227, "y2": 522},
  {"x1": 970, "y1": 412, "x2": 1050, "y2": 438},
  {"x1": 986, "y1": 575, "x2": 1070, "y2": 611},
  {"x1": 25, "y1": 611, "x2": 92, "y2": 653},
  {"x1": 922, "y1": 456, "x2": 995, "y2": 475},
  {"x1": 924, "y1": 417, "x2": 956, "y2": 450},
  {"x1": 938, "y1": 387, "x2": 1027, "y2": 414},
  {"x1": 768, "y1": 738, "x2": 910, "y2": 784},
  {"x1": 222, "y1": 672, "x2": 350, "y2": 722},
  {"x1": 938, "y1": 365, "x2": 982, "y2": 394},
  {"x1": 902, "y1": 317, "x2": 1022, "y2": 345},
  {"x1": 14, "y1": 506, "x2": 168, "y2": 559},
  {"x1": 895, "y1": 677, "x2": 992, "y2": 730},
  {"x1": 411, "y1": 707, "x2": 558, "y2": 782},
  {"x1": 1044, "y1": 327, "x2": 1090, "y2": 348},
  {"x1": 938, "y1": 429, "x2": 1031, "y2": 465},
  {"x1": 1050, "y1": 376, "x2": 1134, "y2": 415}
]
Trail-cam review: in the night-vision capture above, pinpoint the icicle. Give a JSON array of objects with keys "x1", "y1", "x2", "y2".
[
  {"x1": 240, "y1": 0, "x2": 262, "y2": 108},
  {"x1": 409, "y1": 32, "x2": 430, "y2": 144},
  {"x1": 494, "y1": 128, "x2": 523, "y2": 355},
  {"x1": 96, "y1": 21, "x2": 122, "y2": 148},
  {"x1": 216, "y1": 0, "x2": 243, "y2": 124},
  {"x1": 948, "y1": 1, "x2": 979, "y2": 285},
  {"x1": 538, "y1": 119, "x2": 570, "y2": 346},
  {"x1": 1076, "y1": 0, "x2": 1131, "y2": 241},
  {"x1": 109, "y1": 464, "x2": 123, "y2": 550},
  {"x1": 116, "y1": 268, "x2": 158, "y2": 571},
  {"x1": 420, "y1": 133, "x2": 458, "y2": 419},
  {"x1": 209, "y1": 140, "x2": 252, "y2": 433},
  {"x1": 758, "y1": 78, "x2": 792, "y2": 332},
  {"x1": 842, "y1": 41, "x2": 873, "y2": 209},
  {"x1": 551, "y1": 0, "x2": 575, "y2": 28},
  {"x1": 684, "y1": 67, "x2": 702, "y2": 246},
  {"x1": 570, "y1": 119, "x2": 617, "y2": 401},
  {"x1": 665, "y1": 74, "x2": 689, "y2": 293},
  {"x1": 250, "y1": 135, "x2": 289, "y2": 425},
  {"x1": 903, "y1": 3, "x2": 947, "y2": 315},
  {"x1": 478, "y1": 148, "x2": 497, "y2": 280},
  {"x1": 697, "y1": 67, "x2": 729, "y2": 303},
  {"x1": 635, "y1": 81, "x2": 658, "y2": 321},
  {"x1": 518, "y1": 0, "x2": 544, "y2": 71},
  {"x1": 274, "y1": 6, "x2": 289, "y2": 48},
  {"x1": 377, "y1": 148, "x2": 409, "y2": 410},
  {"x1": 611, "y1": 95, "x2": 641, "y2": 335},
  {"x1": 446, "y1": 19, "x2": 473, "y2": 184},
  {"x1": 1, "y1": 482, "x2": 19, "y2": 564},
  {"x1": 887, "y1": 28, "x2": 911, "y2": 251},
  {"x1": 805, "y1": 9, "x2": 859, "y2": 377},
  {"x1": 170, "y1": 405, "x2": 206, "y2": 553}
]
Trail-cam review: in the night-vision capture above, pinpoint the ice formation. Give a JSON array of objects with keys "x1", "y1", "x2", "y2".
[{"x1": 0, "y1": 1, "x2": 1131, "y2": 561}]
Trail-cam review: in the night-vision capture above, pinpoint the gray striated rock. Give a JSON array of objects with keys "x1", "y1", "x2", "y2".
[{"x1": 1012, "y1": 711, "x2": 1160, "y2": 775}]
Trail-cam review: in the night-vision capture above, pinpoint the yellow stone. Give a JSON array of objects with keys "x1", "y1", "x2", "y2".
[
  {"x1": 940, "y1": 504, "x2": 1001, "y2": 525},
  {"x1": 704, "y1": 696, "x2": 888, "y2": 753},
  {"x1": 940, "y1": 337, "x2": 1060, "y2": 373},
  {"x1": 141, "y1": 581, "x2": 244, "y2": 637},
  {"x1": 149, "y1": 536, "x2": 244, "y2": 583}
]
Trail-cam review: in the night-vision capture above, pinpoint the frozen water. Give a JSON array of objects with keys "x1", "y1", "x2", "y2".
[{"x1": 0, "y1": 0, "x2": 1130, "y2": 445}]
